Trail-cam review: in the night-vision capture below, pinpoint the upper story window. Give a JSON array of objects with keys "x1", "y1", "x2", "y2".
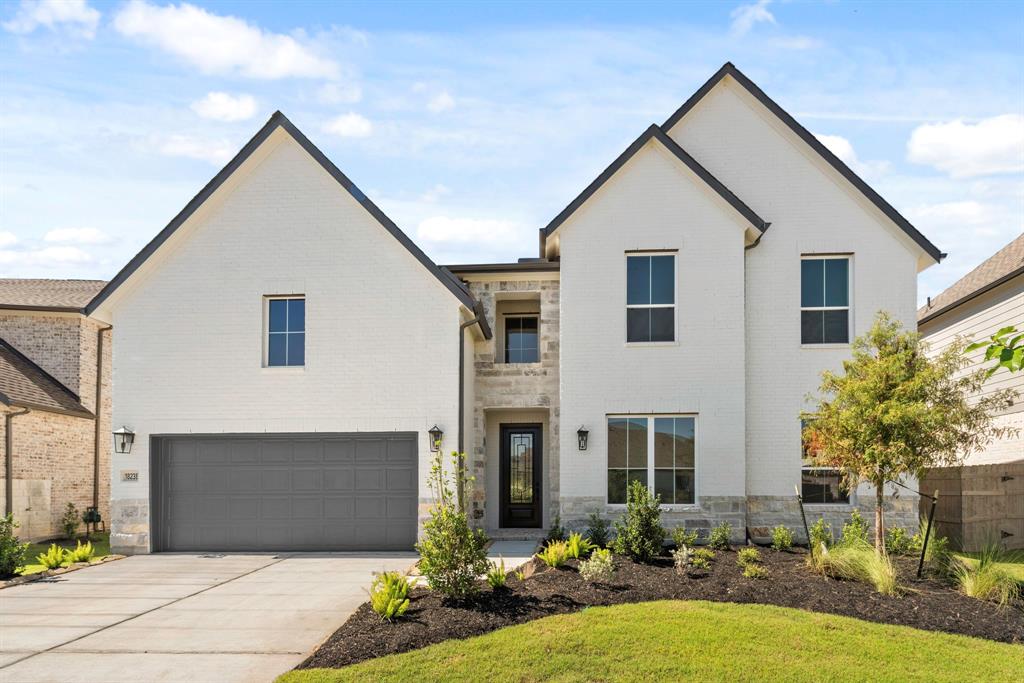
[
  {"x1": 266, "y1": 296, "x2": 305, "y2": 367},
  {"x1": 504, "y1": 315, "x2": 539, "y2": 363},
  {"x1": 800, "y1": 419, "x2": 850, "y2": 504},
  {"x1": 801, "y1": 255, "x2": 850, "y2": 344},
  {"x1": 608, "y1": 414, "x2": 695, "y2": 505},
  {"x1": 626, "y1": 253, "x2": 675, "y2": 343}
]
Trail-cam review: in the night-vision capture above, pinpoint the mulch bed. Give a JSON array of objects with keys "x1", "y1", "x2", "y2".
[{"x1": 299, "y1": 548, "x2": 1024, "y2": 670}]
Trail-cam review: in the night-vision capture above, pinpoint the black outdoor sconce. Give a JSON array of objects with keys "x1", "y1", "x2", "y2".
[
  {"x1": 113, "y1": 426, "x2": 135, "y2": 454},
  {"x1": 428, "y1": 425, "x2": 443, "y2": 452},
  {"x1": 577, "y1": 426, "x2": 589, "y2": 451}
]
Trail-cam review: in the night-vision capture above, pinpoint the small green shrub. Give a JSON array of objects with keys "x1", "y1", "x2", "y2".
[
  {"x1": 885, "y1": 527, "x2": 912, "y2": 556},
  {"x1": 579, "y1": 548, "x2": 615, "y2": 583},
  {"x1": 671, "y1": 527, "x2": 699, "y2": 548},
  {"x1": 807, "y1": 518, "x2": 835, "y2": 572},
  {"x1": 546, "y1": 514, "x2": 566, "y2": 544},
  {"x1": 61, "y1": 502, "x2": 79, "y2": 540},
  {"x1": 486, "y1": 558, "x2": 508, "y2": 589},
  {"x1": 820, "y1": 540, "x2": 899, "y2": 595},
  {"x1": 612, "y1": 480, "x2": 665, "y2": 563},
  {"x1": 743, "y1": 563, "x2": 769, "y2": 579},
  {"x1": 369, "y1": 571, "x2": 412, "y2": 621},
  {"x1": 566, "y1": 531, "x2": 596, "y2": 559},
  {"x1": 692, "y1": 547, "x2": 716, "y2": 563},
  {"x1": 841, "y1": 509, "x2": 869, "y2": 546},
  {"x1": 585, "y1": 512, "x2": 610, "y2": 548},
  {"x1": 672, "y1": 546, "x2": 691, "y2": 575},
  {"x1": 736, "y1": 547, "x2": 761, "y2": 567},
  {"x1": 66, "y1": 540, "x2": 94, "y2": 564},
  {"x1": 690, "y1": 556, "x2": 711, "y2": 571},
  {"x1": 953, "y1": 543, "x2": 1021, "y2": 607},
  {"x1": 770, "y1": 525, "x2": 793, "y2": 552},
  {"x1": 910, "y1": 518, "x2": 950, "y2": 569},
  {"x1": 537, "y1": 540, "x2": 569, "y2": 568},
  {"x1": 0, "y1": 514, "x2": 28, "y2": 577},
  {"x1": 707, "y1": 522, "x2": 732, "y2": 550},
  {"x1": 36, "y1": 544, "x2": 69, "y2": 570},
  {"x1": 514, "y1": 569, "x2": 526, "y2": 581}
]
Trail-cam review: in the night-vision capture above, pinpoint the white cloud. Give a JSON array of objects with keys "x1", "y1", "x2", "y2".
[
  {"x1": 112, "y1": 1, "x2": 338, "y2": 79},
  {"x1": 416, "y1": 216, "x2": 523, "y2": 247},
  {"x1": 157, "y1": 134, "x2": 235, "y2": 165},
  {"x1": 420, "y1": 184, "x2": 452, "y2": 203},
  {"x1": 190, "y1": 92, "x2": 258, "y2": 122},
  {"x1": 815, "y1": 133, "x2": 890, "y2": 178},
  {"x1": 0, "y1": 232, "x2": 17, "y2": 248},
  {"x1": 427, "y1": 91, "x2": 456, "y2": 113},
  {"x1": 730, "y1": 0, "x2": 775, "y2": 38},
  {"x1": 43, "y1": 227, "x2": 112, "y2": 244},
  {"x1": 907, "y1": 115, "x2": 1024, "y2": 178},
  {"x1": 323, "y1": 112, "x2": 373, "y2": 138},
  {"x1": 3, "y1": 0, "x2": 100, "y2": 39},
  {"x1": 317, "y1": 82, "x2": 362, "y2": 105},
  {"x1": 0, "y1": 245, "x2": 93, "y2": 267}
]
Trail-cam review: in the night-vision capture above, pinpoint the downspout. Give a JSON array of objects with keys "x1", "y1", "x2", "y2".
[
  {"x1": 743, "y1": 223, "x2": 769, "y2": 539},
  {"x1": 457, "y1": 309, "x2": 484, "y2": 510},
  {"x1": 4, "y1": 407, "x2": 30, "y2": 516},
  {"x1": 92, "y1": 325, "x2": 112, "y2": 511}
]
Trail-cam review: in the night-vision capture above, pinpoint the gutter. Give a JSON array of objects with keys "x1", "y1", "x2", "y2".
[
  {"x1": 744, "y1": 223, "x2": 772, "y2": 251},
  {"x1": 93, "y1": 325, "x2": 112, "y2": 511},
  {"x1": 4, "y1": 407, "x2": 30, "y2": 516}
]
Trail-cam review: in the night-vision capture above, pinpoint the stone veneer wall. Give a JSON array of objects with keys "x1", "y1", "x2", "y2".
[{"x1": 465, "y1": 277, "x2": 559, "y2": 531}]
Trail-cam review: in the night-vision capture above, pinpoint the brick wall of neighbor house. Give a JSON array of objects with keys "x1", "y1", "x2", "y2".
[
  {"x1": 465, "y1": 276, "x2": 560, "y2": 531},
  {"x1": 667, "y1": 76, "x2": 922, "y2": 534},
  {"x1": 0, "y1": 312, "x2": 111, "y2": 541},
  {"x1": 101, "y1": 129, "x2": 464, "y2": 554}
]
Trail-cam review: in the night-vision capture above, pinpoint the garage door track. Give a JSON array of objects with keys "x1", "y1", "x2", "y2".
[{"x1": 0, "y1": 552, "x2": 415, "y2": 682}]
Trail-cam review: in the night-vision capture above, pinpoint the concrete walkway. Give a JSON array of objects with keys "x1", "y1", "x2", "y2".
[
  {"x1": 486, "y1": 541, "x2": 538, "y2": 571},
  {"x1": 0, "y1": 552, "x2": 415, "y2": 683}
]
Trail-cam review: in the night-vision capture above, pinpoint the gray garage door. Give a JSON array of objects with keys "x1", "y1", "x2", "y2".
[{"x1": 152, "y1": 433, "x2": 418, "y2": 552}]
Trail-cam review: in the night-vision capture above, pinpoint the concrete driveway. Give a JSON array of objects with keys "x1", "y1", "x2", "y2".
[{"x1": 0, "y1": 552, "x2": 415, "y2": 683}]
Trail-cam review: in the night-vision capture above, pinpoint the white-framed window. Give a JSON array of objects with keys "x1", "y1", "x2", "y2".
[
  {"x1": 800, "y1": 255, "x2": 850, "y2": 344},
  {"x1": 607, "y1": 414, "x2": 696, "y2": 505},
  {"x1": 800, "y1": 419, "x2": 850, "y2": 504},
  {"x1": 626, "y1": 253, "x2": 675, "y2": 343},
  {"x1": 265, "y1": 296, "x2": 305, "y2": 367}
]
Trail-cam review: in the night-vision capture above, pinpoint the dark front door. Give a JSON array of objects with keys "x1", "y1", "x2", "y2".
[{"x1": 500, "y1": 424, "x2": 542, "y2": 528}]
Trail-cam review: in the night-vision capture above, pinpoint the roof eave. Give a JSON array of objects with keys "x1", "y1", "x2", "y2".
[{"x1": 918, "y1": 264, "x2": 1024, "y2": 326}]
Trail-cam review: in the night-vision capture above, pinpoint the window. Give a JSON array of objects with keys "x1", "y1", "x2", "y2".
[
  {"x1": 801, "y1": 256, "x2": 850, "y2": 344},
  {"x1": 504, "y1": 315, "x2": 539, "y2": 363},
  {"x1": 626, "y1": 254, "x2": 675, "y2": 343},
  {"x1": 608, "y1": 415, "x2": 695, "y2": 505},
  {"x1": 800, "y1": 420, "x2": 849, "y2": 504},
  {"x1": 266, "y1": 297, "x2": 305, "y2": 367}
]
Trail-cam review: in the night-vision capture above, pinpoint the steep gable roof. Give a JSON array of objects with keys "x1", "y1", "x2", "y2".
[
  {"x1": 918, "y1": 232, "x2": 1024, "y2": 325},
  {"x1": 663, "y1": 62, "x2": 944, "y2": 264},
  {"x1": 541, "y1": 124, "x2": 770, "y2": 241},
  {"x1": 0, "y1": 337, "x2": 92, "y2": 417},
  {"x1": 86, "y1": 111, "x2": 482, "y2": 322},
  {"x1": 0, "y1": 279, "x2": 106, "y2": 313}
]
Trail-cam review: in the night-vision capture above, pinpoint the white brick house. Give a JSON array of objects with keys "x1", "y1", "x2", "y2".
[{"x1": 88, "y1": 63, "x2": 943, "y2": 554}]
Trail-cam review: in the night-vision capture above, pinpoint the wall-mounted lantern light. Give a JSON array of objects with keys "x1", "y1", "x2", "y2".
[
  {"x1": 428, "y1": 425, "x2": 444, "y2": 452},
  {"x1": 577, "y1": 426, "x2": 589, "y2": 451},
  {"x1": 113, "y1": 426, "x2": 135, "y2": 454}
]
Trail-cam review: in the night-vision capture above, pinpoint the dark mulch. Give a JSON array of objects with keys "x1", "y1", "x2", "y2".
[{"x1": 299, "y1": 549, "x2": 1024, "y2": 670}]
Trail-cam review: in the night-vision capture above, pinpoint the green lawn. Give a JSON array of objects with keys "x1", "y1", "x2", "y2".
[
  {"x1": 954, "y1": 550, "x2": 1024, "y2": 581},
  {"x1": 19, "y1": 532, "x2": 112, "y2": 576},
  {"x1": 278, "y1": 600, "x2": 1023, "y2": 683}
]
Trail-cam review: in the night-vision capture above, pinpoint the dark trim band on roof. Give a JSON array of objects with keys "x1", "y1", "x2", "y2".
[
  {"x1": 542, "y1": 124, "x2": 769, "y2": 239},
  {"x1": 86, "y1": 111, "x2": 491, "y2": 338},
  {"x1": 918, "y1": 264, "x2": 1024, "y2": 326},
  {"x1": 0, "y1": 304, "x2": 86, "y2": 314},
  {"x1": 444, "y1": 262, "x2": 561, "y2": 274},
  {"x1": 663, "y1": 62, "x2": 944, "y2": 264}
]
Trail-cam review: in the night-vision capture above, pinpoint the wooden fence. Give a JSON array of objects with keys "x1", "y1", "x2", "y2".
[{"x1": 920, "y1": 462, "x2": 1024, "y2": 552}]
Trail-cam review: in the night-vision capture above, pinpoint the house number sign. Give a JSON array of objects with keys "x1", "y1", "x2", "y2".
[{"x1": 121, "y1": 470, "x2": 140, "y2": 482}]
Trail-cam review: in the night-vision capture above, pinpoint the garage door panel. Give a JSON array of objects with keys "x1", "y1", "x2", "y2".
[{"x1": 154, "y1": 433, "x2": 417, "y2": 551}]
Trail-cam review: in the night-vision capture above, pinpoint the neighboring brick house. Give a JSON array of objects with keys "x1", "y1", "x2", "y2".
[
  {"x1": 0, "y1": 279, "x2": 111, "y2": 541},
  {"x1": 88, "y1": 63, "x2": 944, "y2": 554}
]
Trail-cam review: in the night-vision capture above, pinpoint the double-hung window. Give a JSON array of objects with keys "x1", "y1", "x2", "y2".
[
  {"x1": 800, "y1": 256, "x2": 850, "y2": 344},
  {"x1": 626, "y1": 253, "x2": 675, "y2": 343},
  {"x1": 608, "y1": 415, "x2": 695, "y2": 505},
  {"x1": 800, "y1": 419, "x2": 849, "y2": 504},
  {"x1": 266, "y1": 296, "x2": 305, "y2": 367}
]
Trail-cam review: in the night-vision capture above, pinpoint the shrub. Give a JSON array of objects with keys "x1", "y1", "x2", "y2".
[
  {"x1": 692, "y1": 547, "x2": 716, "y2": 563},
  {"x1": 707, "y1": 522, "x2": 732, "y2": 550},
  {"x1": 807, "y1": 517, "x2": 835, "y2": 572},
  {"x1": 486, "y1": 558, "x2": 508, "y2": 589},
  {"x1": 0, "y1": 514, "x2": 28, "y2": 578},
  {"x1": 743, "y1": 563, "x2": 769, "y2": 579},
  {"x1": 579, "y1": 548, "x2": 615, "y2": 583},
  {"x1": 514, "y1": 569, "x2": 526, "y2": 582},
  {"x1": 415, "y1": 451, "x2": 491, "y2": 599},
  {"x1": 66, "y1": 540, "x2": 94, "y2": 564},
  {"x1": 36, "y1": 544, "x2": 69, "y2": 570},
  {"x1": 690, "y1": 556, "x2": 711, "y2": 571},
  {"x1": 546, "y1": 514, "x2": 566, "y2": 544},
  {"x1": 566, "y1": 531, "x2": 595, "y2": 559},
  {"x1": 612, "y1": 480, "x2": 665, "y2": 563},
  {"x1": 736, "y1": 547, "x2": 761, "y2": 567},
  {"x1": 671, "y1": 527, "x2": 699, "y2": 549},
  {"x1": 820, "y1": 540, "x2": 899, "y2": 595},
  {"x1": 369, "y1": 571, "x2": 412, "y2": 621},
  {"x1": 61, "y1": 502, "x2": 80, "y2": 540},
  {"x1": 841, "y1": 508, "x2": 870, "y2": 546},
  {"x1": 672, "y1": 546, "x2": 691, "y2": 575},
  {"x1": 885, "y1": 527, "x2": 912, "y2": 556},
  {"x1": 770, "y1": 525, "x2": 793, "y2": 552},
  {"x1": 910, "y1": 518, "x2": 951, "y2": 569},
  {"x1": 585, "y1": 512, "x2": 610, "y2": 548},
  {"x1": 952, "y1": 543, "x2": 1021, "y2": 607},
  {"x1": 537, "y1": 541, "x2": 569, "y2": 568}
]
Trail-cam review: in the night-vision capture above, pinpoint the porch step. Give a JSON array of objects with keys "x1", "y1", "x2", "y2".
[{"x1": 487, "y1": 528, "x2": 547, "y2": 542}]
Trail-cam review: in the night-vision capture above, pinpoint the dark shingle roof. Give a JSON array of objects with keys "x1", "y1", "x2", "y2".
[
  {"x1": 918, "y1": 233, "x2": 1024, "y2": 324},
  {"x1": 0, "y1": 279, "x2": 107, "y2": 312},
  {"x1": 0, "y1": 337, "x2": 92, "y2": 417}
]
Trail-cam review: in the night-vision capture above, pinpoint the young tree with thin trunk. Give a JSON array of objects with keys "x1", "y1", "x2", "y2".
[{"x1": 802, "y1": 312, "x2": 1016, "y2": 553}]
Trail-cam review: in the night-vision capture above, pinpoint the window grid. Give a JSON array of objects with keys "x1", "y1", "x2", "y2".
[
  {"x1": 800, "y1": 255, "x2": 851, "y2": 345},
  {"x1": 267, "y1": 297, "x2": 305, "y2": 367},
  {"x1": 607, "y1": 414, "x2": 696, "y2": 505},
  {"x1": 626, "y1": 253, "x2": 675, "y2": 343},
  {"x1": 504, "y1": 314, "x2": 540, "y2": 364}
]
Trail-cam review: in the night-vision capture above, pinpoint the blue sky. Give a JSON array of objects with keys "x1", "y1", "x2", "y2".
[{"x1": 1, "y1": 0, "x2": 1022, "y2": 305}]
